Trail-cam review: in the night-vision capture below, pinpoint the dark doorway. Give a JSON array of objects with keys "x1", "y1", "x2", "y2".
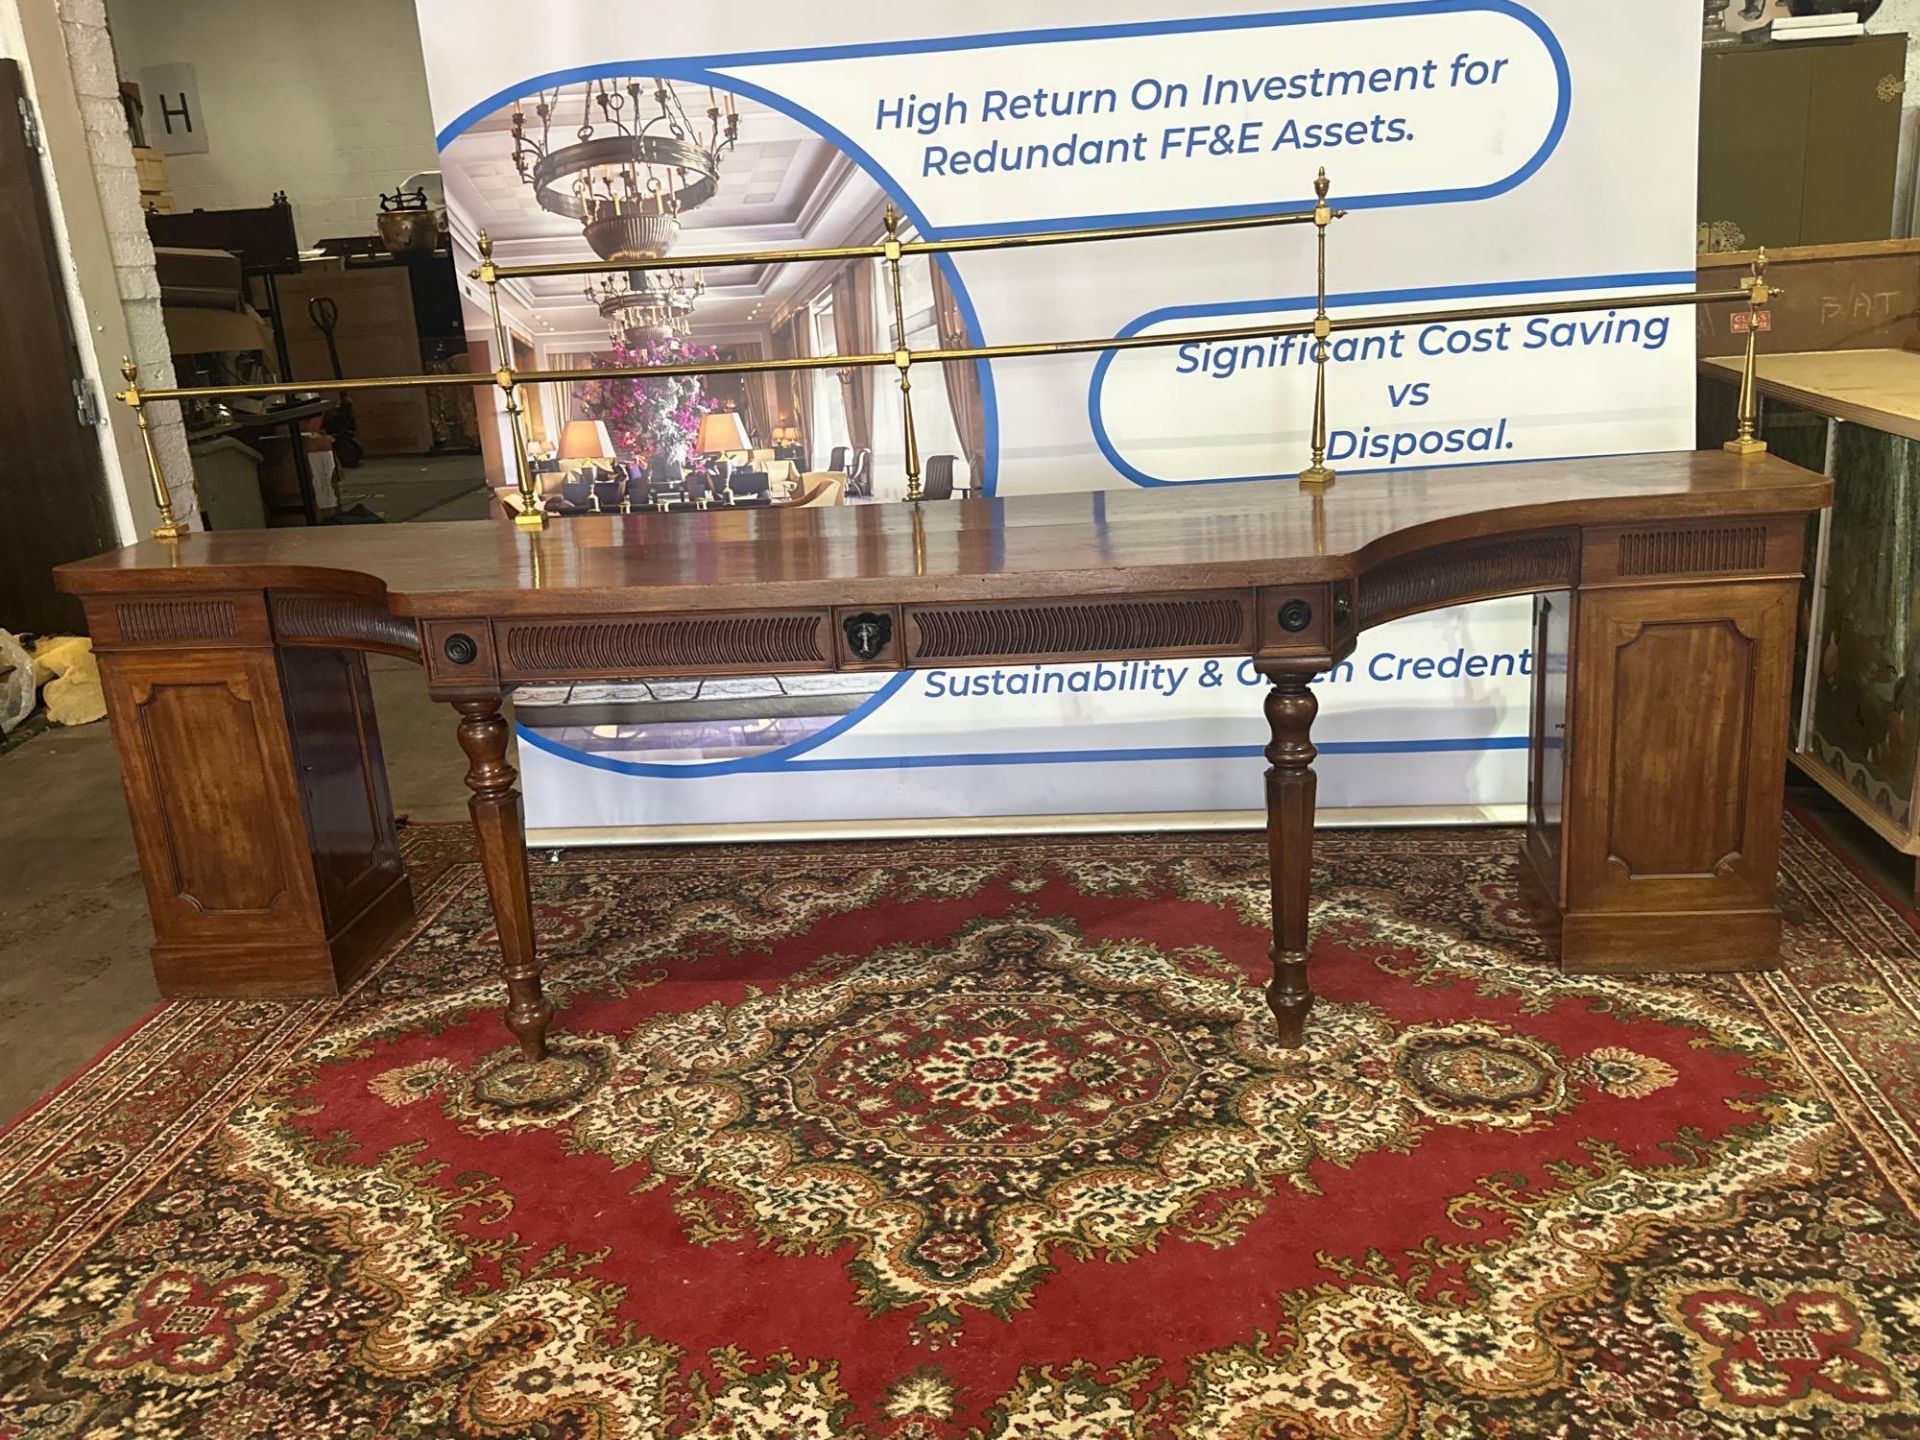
[{"x1": 0, "y1": 59, "x2": 118, "y2": 635}]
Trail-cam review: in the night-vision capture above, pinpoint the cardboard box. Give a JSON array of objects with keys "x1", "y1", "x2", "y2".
[
  {"x1": 132, "y1": 145, "x2": 168, "y2": 193},
  {"x1": 276, "y1": 267, "x2": 432, "y2": 456}
]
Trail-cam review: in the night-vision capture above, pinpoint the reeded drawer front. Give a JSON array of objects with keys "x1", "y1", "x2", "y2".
[
  {"x1": 904, "y1": 592, "x2": 1255, "y2": 666},
  {"x1": 493, "y1": 610, "x2": 834, "y2": 680}
]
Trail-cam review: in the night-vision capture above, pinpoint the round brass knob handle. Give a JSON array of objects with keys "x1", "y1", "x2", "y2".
[{"x1": 443, "y1": 633, "x2": 478, "y2": 665}]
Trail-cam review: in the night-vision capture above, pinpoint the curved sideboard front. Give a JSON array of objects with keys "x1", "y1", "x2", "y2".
[{"x1": 50, "y1": 451, "x2": 1832, "y2": 1004}]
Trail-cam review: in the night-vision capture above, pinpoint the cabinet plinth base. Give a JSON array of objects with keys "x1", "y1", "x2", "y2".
[
  {"x1": 150, "y1": 872, "x2": 414, "y2": 998},
  {"x1": 1518, "y1": 842, "x2": 1780, "y2": 976}
]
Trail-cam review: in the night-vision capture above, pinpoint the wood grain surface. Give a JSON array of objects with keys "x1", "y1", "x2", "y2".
[{"x1": 57, "y1": 452, "x2": 1830, "y2": 617}]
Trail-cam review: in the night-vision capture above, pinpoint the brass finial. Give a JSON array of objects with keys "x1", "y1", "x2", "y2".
[
  {"x1": 477, "y1": 228, "x2": 493, "y2": 260},
  {"x1": 121, "y1": 355, "x2": 191, "y2": 540},
  {"x1": 1299, "y1": 170, "x2": 1337, "y2": 489},
  {"x1": 1723, "y1": 247, "x2": 1779, "y2": 456},
  {"x1": 880, "y1": 198, "x2": 921, "y2": 501}
]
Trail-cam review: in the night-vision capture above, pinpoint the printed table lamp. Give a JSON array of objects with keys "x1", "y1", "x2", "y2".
[
  {"x1": 696, "y1": 410, "x2": 754, "y2": 489},
  {"x1": 557, "y1": 420, "x2": 615, "y2": 463},
  {"x1": 552, "y1": 420, "x2": 616, "y2": 511}
]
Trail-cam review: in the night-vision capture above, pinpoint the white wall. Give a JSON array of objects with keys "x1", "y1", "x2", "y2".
[
  {"x1": 105, "y1": 0, "x2": 440, "y2": 246},
  {"x1": 2, "y1": 0, "x2": 192, "y2": 540}
]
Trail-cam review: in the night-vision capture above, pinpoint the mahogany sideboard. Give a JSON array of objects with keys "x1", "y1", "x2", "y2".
[{"x1": 54, "y1": 451, "x2": 1831, "y2": 1061}]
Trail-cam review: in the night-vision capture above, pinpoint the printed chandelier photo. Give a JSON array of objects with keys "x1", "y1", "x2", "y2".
[
  {"x1": 585, "y1": 270, "x2": 705, "y2": 344},
  {"x1": 509, "y1": 77, "x2": 742, "y2": 262}
]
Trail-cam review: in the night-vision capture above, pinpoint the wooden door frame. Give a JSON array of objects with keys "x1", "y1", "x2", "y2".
[
  {"x1": 0, "y1": 57, "x2": 118, "y2": 632},
  {"x1": 12, "y1": 3, "x2": 154, "y2": 540}
]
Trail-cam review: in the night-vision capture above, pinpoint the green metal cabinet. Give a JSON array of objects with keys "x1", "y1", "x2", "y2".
[
  {"x1": 1700, "y1": 352, "x2": 1920, "y2": 893},
  {"x1": 1700, "y1": 33, "x2": 1908, "y2": 250}
]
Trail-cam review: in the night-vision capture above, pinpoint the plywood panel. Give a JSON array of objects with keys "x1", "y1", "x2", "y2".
[{"x1": 278, "y1": 266, "x2": 432, "y2": 455}]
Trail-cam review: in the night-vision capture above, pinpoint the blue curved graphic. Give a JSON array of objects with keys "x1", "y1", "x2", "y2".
[
  {"x1": 436, "y1": 0, "x2": 1573, "y2": 232},
  {"x1": 436, "y1": 1, "x2": 1574, "y2": 500},
  {"x1": 1088, "y1": 267, "x2": 1697, "y2": 487},
  {"x1": 519, "y1": 723, "x2": 1531, "y2": 780},
  {"x1": 513, "y1": 670, "x2": 914, "y2": 779}
]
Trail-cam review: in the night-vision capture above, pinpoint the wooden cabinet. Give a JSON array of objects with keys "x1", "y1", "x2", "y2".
[
  {"x1": 88, "y1": 591, "x2": 412, "y2": 997},
  {"x1": 1700, "y1": 34, "x2": 1908, "y2": 251}
]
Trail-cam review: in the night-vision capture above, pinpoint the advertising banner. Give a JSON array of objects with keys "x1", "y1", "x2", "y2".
[{"x1": 412, "y1": 0, "x2": 1698, "y2": 839}]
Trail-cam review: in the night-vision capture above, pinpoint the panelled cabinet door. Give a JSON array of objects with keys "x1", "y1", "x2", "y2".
[
  {"x1": 1565, "y1": 581, "x2": 1797, "y2": 914},
  {"x1": 98, "y1": 649, "x2": 323, "y2": 946},
  {"x1": 278, "y1": 648, "x2": 405, "y2": 935},
  {"x1": 1699, "y1": 45, "x2": 1813, "y2": 249}
]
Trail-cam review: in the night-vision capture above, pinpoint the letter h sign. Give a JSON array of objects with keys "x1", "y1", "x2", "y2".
[{"x1": 138, "y1": 64, "x2": 209, "y2": 155}]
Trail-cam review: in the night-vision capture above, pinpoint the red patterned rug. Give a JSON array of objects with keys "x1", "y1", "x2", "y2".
[{"x1": 2, "y1": 822, "x2": 1919, "y2": 1438}]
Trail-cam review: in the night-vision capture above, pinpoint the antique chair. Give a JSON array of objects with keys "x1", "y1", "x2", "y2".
[
  {"x1": 725, "y1": 470, "x2": 773, "y2": 506},
  {"x1": 846, "y1": 448, "x2": 873, "y2": 497},
  {"x1": 794, "y1": 473, "x2": 846, "y2": 507},
  {"x1": 922, "y1": 454, "x2": 957, "y2": 501}
]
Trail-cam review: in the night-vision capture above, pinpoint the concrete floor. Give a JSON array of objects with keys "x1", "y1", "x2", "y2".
[
  {"x1": 335, "y1": 453, "x2": 494, "y2": 522},
  {"x1": 0, "y1": 457, "x2": 500, "y2": 1124}
]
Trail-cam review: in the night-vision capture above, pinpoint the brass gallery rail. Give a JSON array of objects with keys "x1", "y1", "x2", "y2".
[{"x1": 117, "y1": 169, "x2": 1780, "y2": 537}]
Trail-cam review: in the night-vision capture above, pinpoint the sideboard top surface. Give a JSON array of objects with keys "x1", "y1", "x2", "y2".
[{"x1": 57, "y1": 450, "x2": 1830, "y2": 617}]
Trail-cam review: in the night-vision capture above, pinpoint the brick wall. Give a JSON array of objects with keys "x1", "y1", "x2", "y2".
[{"x1": 60, "y1": 0, "x2": 195, "y2": 531}]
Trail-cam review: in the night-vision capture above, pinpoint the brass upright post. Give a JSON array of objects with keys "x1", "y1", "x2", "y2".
[
  {"x1": 1724, "y1": 248, "x2": 1776, "y2": 456},
  {"x1": 119, "y1": 357, "x2": 190, "y2": 540},
  {"x1": 1298, "y1": 169, "x2": 1341, "y2": 489},
  {"x1": 882, "y1": 202, "x2": 924, "y2": 502},
  {"x1": 475, "y1": 230, "x2": 548, "y2": 529}
]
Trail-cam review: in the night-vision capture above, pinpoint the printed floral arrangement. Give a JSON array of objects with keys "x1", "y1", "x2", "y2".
[{"x1": 577, "y1": 335, "x2": 715, "y2": 470}]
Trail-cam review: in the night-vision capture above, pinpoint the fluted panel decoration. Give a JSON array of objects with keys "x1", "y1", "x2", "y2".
[
  {"x1": 499, "y1": 614, "x2": 828, "y2": 677},
  {"x1": 1359, "y1": 534, "x2": 1576, "y2": 626},
  {"x1": 271, "y1": 594, "x2": 421, "y2": 656},
  {"x1": 1618, "y1": 525, "x2": 1767, "y2": 577},
  {"x1": 909, "y1": 596, "x2": 1248, "y2": 661},
  {"x1": 115, "y1": 599, "x2": 238, "y2": 644}
]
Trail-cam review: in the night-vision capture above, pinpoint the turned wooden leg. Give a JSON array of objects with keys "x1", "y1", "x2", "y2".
[
  {"x1": 453, "y1": 695, "x2": 551, "y2": 1060},
  {"x1": 1259, "y1": 663, "x2": 1319, "y2": 1047}
]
